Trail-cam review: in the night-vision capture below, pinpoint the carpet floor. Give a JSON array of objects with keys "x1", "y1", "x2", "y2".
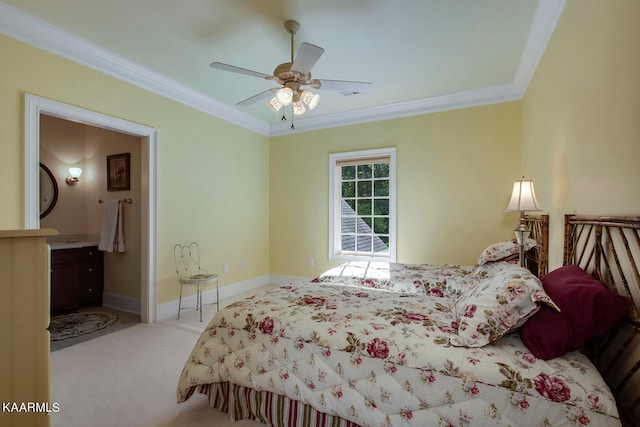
[{"x1": 49, "y1": 289, "x2": 272, "y2": 427}]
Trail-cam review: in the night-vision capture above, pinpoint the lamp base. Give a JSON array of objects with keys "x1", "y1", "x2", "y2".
[{"x1": 514, "y1": 215, "x2": 531, "y2": 267}]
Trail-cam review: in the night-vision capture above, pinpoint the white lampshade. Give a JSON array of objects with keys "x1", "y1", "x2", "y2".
[
  {"x1": 292, "y1": 100, "x2": 306, "y2": 116},
  {"x1": 68, "y1": 167, "x2": 82, "y2": 178},
  {"x1": 300, "y1": 90, "x2": 320, "y2": 110},
  {"x1": 275, "y1": 87, "x2": 293, "y2": 106},
  {"x1": 267, "y1": 97, "x2": 282, "y2": 112},
  {"x1": 505, "y1": 178, "x2": 540, "y2": 212}
]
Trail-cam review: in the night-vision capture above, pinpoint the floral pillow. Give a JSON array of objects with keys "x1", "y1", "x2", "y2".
[
  {"x1": 449, "y1": 266, "x2": 559, "y2": 347},
  {"x1": 477, "y1": 238, "x2": 537, "y2": 265}
]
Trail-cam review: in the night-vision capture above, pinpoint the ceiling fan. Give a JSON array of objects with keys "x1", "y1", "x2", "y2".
[{"x1": 209, "y1": 20, "x2": 373, "y2": 117}]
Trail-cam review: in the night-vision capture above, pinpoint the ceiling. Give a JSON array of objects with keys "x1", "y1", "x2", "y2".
[{"x1": 0, "y1": 0, "x2": 565, "y2": 136}]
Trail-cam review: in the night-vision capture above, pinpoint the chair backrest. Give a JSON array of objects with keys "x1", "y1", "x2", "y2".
[{"x1": 173, "y1": 242, "x2": 205, "y2": 279}]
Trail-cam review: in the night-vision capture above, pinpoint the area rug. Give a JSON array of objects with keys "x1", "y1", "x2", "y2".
[{"x1": 49, "y1": 311, "x2": 119, "y2": 341}]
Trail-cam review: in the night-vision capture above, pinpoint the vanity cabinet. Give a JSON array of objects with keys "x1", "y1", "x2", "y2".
[{"x1": 51, "y1": 246, "x2": 103, "y2": 312}]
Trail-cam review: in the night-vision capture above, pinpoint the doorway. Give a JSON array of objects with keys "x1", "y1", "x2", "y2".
[{"x1": 24, "y1": 94, "x2": 158, "y2": 323}]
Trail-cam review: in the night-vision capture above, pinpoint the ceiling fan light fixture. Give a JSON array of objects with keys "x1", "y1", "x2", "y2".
[
  {"x1": 267, "y1": 97, "x2": 282, "y2": 112},
  {"x1": 275, "y1": 87, "x2": 293, "y2": 106},
  {"x1": 293, "y1": 100, "x2": 306, "y2": 116},
  {"x1": 301, "y1": 90, "x2": 320, "y2": 110}
]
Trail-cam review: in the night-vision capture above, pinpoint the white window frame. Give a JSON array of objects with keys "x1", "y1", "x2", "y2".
[{"x1": 329, "y1": 147, "x2": 396, "y2": 262}]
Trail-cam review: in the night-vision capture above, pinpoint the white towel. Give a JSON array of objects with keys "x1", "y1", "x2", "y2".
[{"x1": 98, "y1": 200, "x2": 126, "y2": 253}]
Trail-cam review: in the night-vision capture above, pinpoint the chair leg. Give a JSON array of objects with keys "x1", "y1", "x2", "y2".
[
  {"x1": 177, "y1": 284, "x2": 183, "y2": 320},
  {"x1": 215, "y1": 280, "x2": 220, "y2": 313},
  {"x1": 197, "y1": 285, "x2": 203, "y2": 322}
]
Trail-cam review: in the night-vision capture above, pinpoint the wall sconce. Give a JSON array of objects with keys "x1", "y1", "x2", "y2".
[{"x1": 65, "y1": 167, "x2": 82, "y2": 185}]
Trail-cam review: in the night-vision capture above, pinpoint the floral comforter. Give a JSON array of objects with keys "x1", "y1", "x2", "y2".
[{"x1": 177, "y1": 281, "x2": 620, "y2": 426}]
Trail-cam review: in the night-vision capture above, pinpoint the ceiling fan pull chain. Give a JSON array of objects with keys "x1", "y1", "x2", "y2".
[{"x1": 290, "y1": 106, "x2": 295, "y2": 130}]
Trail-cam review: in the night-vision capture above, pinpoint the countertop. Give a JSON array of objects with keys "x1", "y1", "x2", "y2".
[{"x1": 47, "y1": 234, "x2": 100, "y2": 250}]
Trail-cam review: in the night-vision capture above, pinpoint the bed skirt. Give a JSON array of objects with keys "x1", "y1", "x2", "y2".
[{"x1": 199, "y1": 382, "x2": 361, "y2": 427}]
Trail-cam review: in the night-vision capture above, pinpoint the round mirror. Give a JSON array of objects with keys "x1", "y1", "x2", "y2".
[{"x1": 40, "y1": 163, "x2": 58, "y2": 219}]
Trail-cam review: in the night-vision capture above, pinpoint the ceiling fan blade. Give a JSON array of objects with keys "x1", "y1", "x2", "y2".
[
  {"x1": 210, "y1": 62, "x2": 272, "y2": 80},
  {"x1": 236, "y1": 88, "x2": 278, "y2": 106},
  {"x1": 311, "y1": 79, "x2": 373, "y2": 95},
  {"x1": 291, "y1": 43, "x2": 324, "y2": 75}
]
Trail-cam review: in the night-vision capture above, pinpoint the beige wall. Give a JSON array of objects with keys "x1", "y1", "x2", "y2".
[
  {"x1": 0, "y1": 34, "x2": 270, "y2": 305},
  {"x1": 522, "y1": 0, "x2": 640, "y2": 269},
  {"x1": 269, "y1": 102, "x2": 523, "y2": 277}
]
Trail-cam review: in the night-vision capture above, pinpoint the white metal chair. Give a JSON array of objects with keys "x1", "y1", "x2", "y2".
[{"x1": 173, "y1": 242, "x2": 219, "y2": 322}]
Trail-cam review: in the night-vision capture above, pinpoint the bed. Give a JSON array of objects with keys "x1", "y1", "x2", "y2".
[{"x1": 176, "y1": 214, "x2": 632, "y2": 426}]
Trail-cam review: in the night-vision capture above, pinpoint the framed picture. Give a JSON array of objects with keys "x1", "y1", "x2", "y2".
[{"x1": 107, "y1": 153, "x2": 130, "y2": 191}]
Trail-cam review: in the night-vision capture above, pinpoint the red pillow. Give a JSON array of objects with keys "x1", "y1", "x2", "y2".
[{"x1": 519, "y1": 265, "x2": 631, "y2": 360}]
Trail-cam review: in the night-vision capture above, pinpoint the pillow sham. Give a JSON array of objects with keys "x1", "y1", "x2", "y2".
[
  {"x1": 470, "y1": 261, "x2": 515, "y2": 280},
  {"x1": 450, "y1": 266, "x2": 558, "y2": 348},
  {"x1": 519, "y1": 265, "x2": 632, "y2": 360},
  {"x1": 477, "y1": 238, "x2": 537, "y2": 265}
]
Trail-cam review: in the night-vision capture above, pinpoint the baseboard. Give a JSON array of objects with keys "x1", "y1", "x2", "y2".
[
  {"x1": 156, "y1": 274, "x2": 272, "y2": 321},
  {"x1": 103, "y1": 292, "x2": 141, "y2": 315}
]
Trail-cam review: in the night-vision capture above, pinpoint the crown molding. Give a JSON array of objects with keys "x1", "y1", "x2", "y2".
[
  {"x1": 0, "y1": 0, "x2": 565, "y2": 138},
  {"x1": 513, "y1": 0, "x2": 567, "y2": 93},
  {"x1": 0, "y1": 1, "x2": 270, "y2": 136},
  {"x1": 268, "y1": 84, "x2": 523, "y2": 136}
]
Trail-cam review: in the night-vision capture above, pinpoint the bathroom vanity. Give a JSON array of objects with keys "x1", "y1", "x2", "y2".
[{"x1": 49, "y1": 235, "x2": 103, "y2": 313}]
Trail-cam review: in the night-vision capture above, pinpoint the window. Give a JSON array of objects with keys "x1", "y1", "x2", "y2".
[{"x1": 329, "y1": 148, "x2": 396, "y2": 262}]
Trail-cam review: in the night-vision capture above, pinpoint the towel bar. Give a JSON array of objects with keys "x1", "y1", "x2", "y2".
[{"x1": 98, "y1": 198, "x2": 132, "y2": 204}]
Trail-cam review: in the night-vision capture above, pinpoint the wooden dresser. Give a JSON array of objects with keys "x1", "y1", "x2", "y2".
[{"x1": 0, "y1": 229, "x2": 57, "y2": 427}]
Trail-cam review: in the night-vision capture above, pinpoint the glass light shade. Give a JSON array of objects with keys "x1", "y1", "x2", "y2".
[
  {"x1": 505, "y1": 179, "x2": 540, "y2": 212},
  {"x1": 300, "y1": 90, "x2": 320, "y2": 110},
  {"x1": 267, "y1": 97, "x2": 282, "y2": 112},
  {"x1": 292, "y1": 100, "x2": 306, "y2": 116},
  {"x1": 275, "y1": 87, "x2": 293, "y2": 106},
  {"x1": 514, "y1": 229, "x2": 530, "y2": 245},
  {"x1": 68, "y1": 167, "x2": 82, "y2": 178}
]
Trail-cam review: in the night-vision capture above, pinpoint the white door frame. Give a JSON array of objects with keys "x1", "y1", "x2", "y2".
[{"x1": 24, "y1": 94, "x2": 158, "y2": 323}]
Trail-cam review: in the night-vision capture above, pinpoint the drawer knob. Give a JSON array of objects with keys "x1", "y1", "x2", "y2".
[{"x1": 88, "y1": 268, "x2": 93, "y2": 272}]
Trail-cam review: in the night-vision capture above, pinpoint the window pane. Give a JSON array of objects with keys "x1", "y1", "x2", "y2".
[
  {"x1": 357, "y1": 181, "x2": 372, "y2": 197},
  {"x1": 373, "y1": 163, "x2": 389, "y2": 178},
  {"x1": 341, "y1": 235, "x2": 355, "y2": 251},
  {"x1": 360, "y1": 216, "x2": 372, "y2": 229},
  {"x1": 374, "y1": 237, "x2": 389, "y2": 253},
  {"x1": 374, "y1": 217, "x2": 389, "y2": 234},
  {"x1": 342, "y1": 181, "x2": 355, "y2": 198},
  {"x1": 357, "y1": 235, "x2": 372, "y2": 252},
  {"x1": 357, "y1": 200, "x2": 371, "y2": 215},
  {"x1": 374, "y1": 180, "x2": 389, "y2": 197},
  {"x1": 342, "y1": 166, "x2": 355, "y2": 180},
  {"x1": 373, "y1": 199, "x2": 389, "y2": 215},
  {"x1": 343, "y1": 199, "x2": 355, "y2": 211},
  {"x1": 341, "y1": 217, "x2": 356, "y2": 233},
  {"x1": 357, "y1": 164, "x2": 372, "y2": 179}
]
